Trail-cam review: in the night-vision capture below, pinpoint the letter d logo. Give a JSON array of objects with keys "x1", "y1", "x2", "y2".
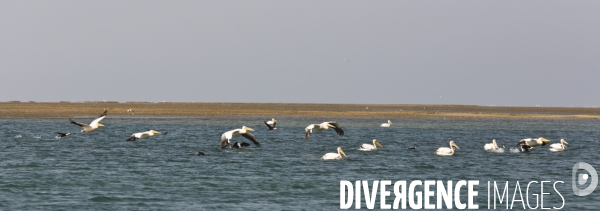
[{"x1": 572, "y1": 162, "x2": 598, "y2": 196}]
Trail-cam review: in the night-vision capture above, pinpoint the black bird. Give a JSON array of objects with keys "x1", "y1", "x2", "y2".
[
  {"x1": 196, "y1": 151, "x2": 205, "y2": 156},
  {"x1": 231, "y1": 142, "x2": 251, "y2": 148},
  {"x1": 56, "y1": 132, "x2": 74, "y2": 138},
  {"x1": 408, "y1": 144, "x2": 417, "y2": 149}
]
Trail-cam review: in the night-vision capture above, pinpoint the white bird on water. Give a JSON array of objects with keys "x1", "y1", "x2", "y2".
[
  {"x1": 69, "y1": 109, "x2": 107, "y2": 133},
  {"x1": 220, "y1": 126, "x2": 259, "y2": 149},
  {"x1": 435, "y1": 141, "x2": 460, "y2": 156},
  {"x1": 549, "y1": 139, "x2": 568, "y2": 152},
  {"x1": 322, "y1": 147, "x2": 347, "y2": 160},
  {"x1": 359, "y1": 139, "x2": 383, "y2": 151},
  {"x1": 380, "y1": 120, "x2": 391, "y2": 127},
  {"x1": 484, "y1": 139, "x2": 505, "y2": 153}
]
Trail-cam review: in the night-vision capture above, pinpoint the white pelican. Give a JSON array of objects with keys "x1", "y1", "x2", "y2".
[
  {"x1": 517, "y1": 137, "x2": 551, "y2": 152},
  {"x1": 484, "y1": 139, "x2": 500, "y2": 151},
  {"x1": 322, "y1": 147, "x2": 347, "y2": 160},
  {"x1": 305, "y1": 121, "x2": 344, "y2": 140},
  {"x1": 126, "y1": 130, "x2": 161, "y2": 141},
  {"x1": 359, "y1": 139, "x2": 383, "y2": 151},
  {"x1": 381, "y1": 120, "x2": 392, "y2": 127},
  {"x1": 264, "y1": 118, "x2": 277, "y2": 130},
  {"x1": 549, "y1": 139, "x2": 568, "y2": 152},
  {"x1": 435, "y1": 141, "x2": 460, "y2": 156},
  {"x1": 55, "y1": 132, "x2": 74, "y2": 138},
  {"x1": 69, "y1": 109, "x2": 107, "y2": 133},
  {"x1": 220, "y1": 126, "x2": 259, "y2": 149}
]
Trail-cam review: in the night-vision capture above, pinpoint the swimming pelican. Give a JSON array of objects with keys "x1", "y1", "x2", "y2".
[
  {"x1": 408, "y1": 144, "x2": 417, "y2": 149},
  {"x1": 484, "y1": 139, "x2": 500, "y2": 151},
  {"x1": 69, "y1": 109, "x2": 107, "y2": 133},
  {"x1": 264, "y1": 118, "x2": 277, "y2": 130},
  {"x1": 231, "y1": 142, "x2": 251, "y2": 148},
  {"x1": 126, "y1": 130, "x2": 161, "y2": 141},
  {"x1": 359, "y1": 139, "x2": 383, "y2": 151},
  {"x1": 55, "y1": 132, "x2": 74, "y2": 138},
  {"x1": 435, "y1": 141, "x2": 460, "y2": 156},
  {"x1": 517, "y1": 137, "x2": 550, "y2": 152},
  {"x1": 549, "y1": 139, "x2": 568, "y2": 152},
  {"x1": 305, "y1": 121, "x2": 344, "y2": 140},
  {"x1": 381, "y1": 120, "x2": 392, "y2": 127},
  {"x1": 220, "y1": 126, "x2": 259, "y2": 149},
  {"x1": 322, "y1": 147, "x2": 347, "y2": 160}
]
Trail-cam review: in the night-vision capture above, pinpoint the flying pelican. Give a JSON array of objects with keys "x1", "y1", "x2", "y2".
[
  {"x1": 231, "y1": 142, "x2": 251, "y2": 148},
  {"x1": 435, "y1": 141, "x2": 460, "y2": 156},
  {"x1": 305, "y1": 121, "x2": 344, "y2": 140},
  {"x1": 359, "y1": 139, "x2": 383, "y2": 151},
  {"x1": 322, "y1": 147, "x2": 347, "y2": 160},
  {"x1": 517, "y1": 137, "x2": 551, "y2": 152},
  {"x1": 55, "y1": 132, "x2": 74, "y2": 138},
  {"x1": 381, "y1": 120, "x2": 392, "y2": 127},
  {"x1": 69, "y1": 109, "x2": 107, "y2": 133},
  {"x1": 549, "y1": 139, "x2": 568, "y2": 152},
  {"x1": 126, "y1": 130, "x2": 161, "y2": 141},
  {"x1": 220, "y1": 126, "x2": 259, "y2": 149},
  {"x1": 408, "y1": 144, "x2": 417, "y2": 149},
  {"x1": 264, "y1": 118, "x2": 277, "y2": 130}
]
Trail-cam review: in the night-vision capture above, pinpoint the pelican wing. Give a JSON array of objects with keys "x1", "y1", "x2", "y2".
[
  {"x1": 126, "y1": 136, "x2": 138, "y2": 141},
  {"x1": 305, "y1": 130, "x2": 311, "y2": 140},
  {"x1": 241, "y1": 133, "x2": 260, "y2": 147},
  {"x1": 220, "y1": 136, "x2": 229, "y2": 149},
  {"x1": 69, "y1": 118, "x2": 88, "y2": 127},
  {"x1": 327, "y1": 122, "x2": 344, "y2": 136},
  {"x1": 90, "y1": 109, "x2": 108, "y2": 126},
  {"x1": 264, "y1": 121, "x2": 276, "y2": 130}
]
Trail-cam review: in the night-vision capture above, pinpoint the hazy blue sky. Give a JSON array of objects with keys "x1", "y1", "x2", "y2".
[{"x1": 1, "y1": 1, "x2": 599, "y2": 106}]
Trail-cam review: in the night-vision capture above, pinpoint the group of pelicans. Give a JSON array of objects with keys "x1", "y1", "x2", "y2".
[{"x1": 59, "y1": 111, "x2": 570, "y2": 160}]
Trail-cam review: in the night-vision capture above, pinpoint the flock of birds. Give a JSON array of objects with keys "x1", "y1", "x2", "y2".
[{"x1": 57, "y1": 111, "x2": 570, "y2": 160}]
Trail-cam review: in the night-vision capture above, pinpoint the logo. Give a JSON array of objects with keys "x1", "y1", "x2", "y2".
[{"x1": 572, "y1": 162, "x2": 598, "y2": 196}]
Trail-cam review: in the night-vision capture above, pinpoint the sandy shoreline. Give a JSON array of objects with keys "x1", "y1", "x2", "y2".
[{"x1": 0, "y1": 102, "x2": 599, "y2": 119}]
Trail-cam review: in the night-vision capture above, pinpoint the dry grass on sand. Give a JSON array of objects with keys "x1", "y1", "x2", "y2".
[{"x1": 1, "y1": 102, "x2": 599, "y2": 119}]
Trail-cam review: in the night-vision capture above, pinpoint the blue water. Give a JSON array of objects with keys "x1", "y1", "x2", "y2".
[{"x1": 0, "y1": 116, "x2": 599, "y2": 210}]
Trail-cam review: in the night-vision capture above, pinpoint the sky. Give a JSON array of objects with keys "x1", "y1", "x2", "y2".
[{"x1": 1, "y1": 1, "x2": 599, "y2": 107}]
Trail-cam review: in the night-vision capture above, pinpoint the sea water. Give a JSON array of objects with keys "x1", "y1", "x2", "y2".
[{"x1": 0, "y1": 117, "x2": 598, "y2": 210}]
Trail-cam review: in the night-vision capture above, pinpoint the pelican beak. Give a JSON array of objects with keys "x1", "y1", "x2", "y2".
[
  {"x1": 339, "y1": 148, "x2": 347, "y2": 158},
  {"x1": 540, "y1": 137, "x2": 550, "y2": 145},
  {"x1": 562, "y1": 139, "x2": 568, "y2": 145},
  {"x1": 152, "y1": 130, "x2": 161, "y2": 135},
  {"x1": 243, "y1": 126, "x2": 254, "y2": 132},
  {"x1": 375, "y1": 141, "x2": 383, "y2": 148},
  {"x1": 97, "y1": 123, "x2": 105, "y2": 127},
  {"x1": 451, "y1": 143, "x2": 460, "y2": 150}
]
